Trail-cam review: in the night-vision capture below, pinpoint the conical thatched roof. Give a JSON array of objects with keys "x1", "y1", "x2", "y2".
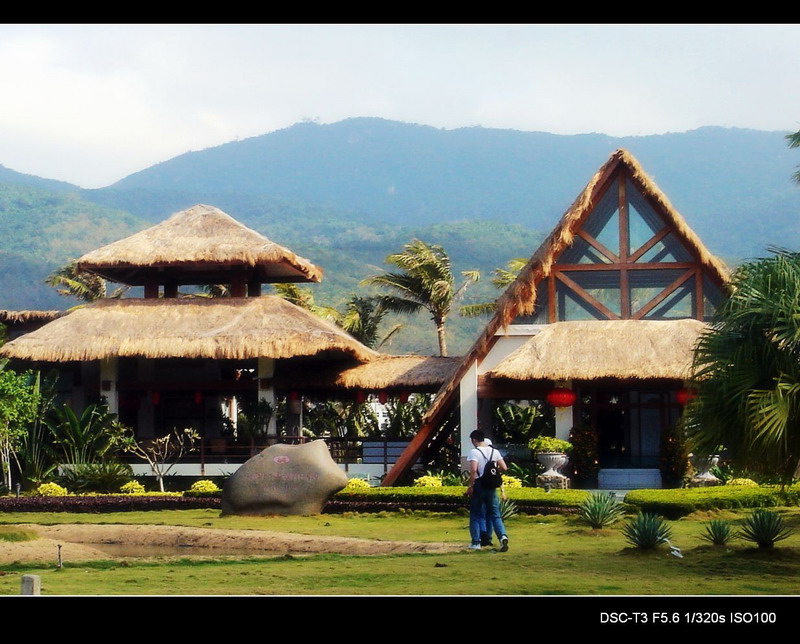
[
  {"x1": 487, "y1": 319, "x2": 706, "y2": 381},
  {"x1": 0, "y1": 296, "x2": 377, "y2": 362},
  {"x1": 76, "y1": 204, "x2": 323, "y2": 285},
  {"x1": 278, "y1": 355, "x2": 461, "y2": 391}
]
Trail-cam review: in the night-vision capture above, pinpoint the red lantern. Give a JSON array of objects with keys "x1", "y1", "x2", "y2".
[
  {"x1": 356, "y1": 390, "x2": 366, "y2": 404},
  {"x1": 194, "y1": 391, "x2": 203, "y2": 405},
  {"x1": 399, "y1": 391, "x2": 410, "y2": 403},
  {"x1": 546, "y1": 387, "x2": 577, "y2": 407},
  {"x1": 151, "y1": 391, "x2": 160, "y2": 406},
  {"x1": 288, "y1": 391, "x2": 299, "y2": 401},
  {"x1": 378, "y1": 391, "x2": 389, "y2": 404},
  {"x1": 676, "y1": 388, "x2": 697, "y2": 406}
]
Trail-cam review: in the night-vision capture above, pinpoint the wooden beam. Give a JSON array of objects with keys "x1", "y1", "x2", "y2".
[
  {"x1": 575, "y1": 229, "x2": 619, "y2": 263},
  {"x1": 632, "y1": 269, "x2": 694, "y2": 320},
  {"x1": 548, "y1": 273, "x2": 556, "y2": 323},
  {"x1": 555, "y1": 271, "x2": 621, "y2": 320},
  {"x1": 619, "y1": 173, "x2": 629, "y2": 260},
  {"x1": 551, "y1": 262, "x2": 699, "y2": 271},
  {"x1": 628, "y1": 227, "x2": 670, "y2": 263}
]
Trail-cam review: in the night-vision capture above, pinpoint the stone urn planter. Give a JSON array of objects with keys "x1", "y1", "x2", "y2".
[
  {"x1": 536, "y1": 451, "x2": 569, "y2": 477},
  {"x1": 691, "y1": 454, "x2": 721, "y2": 484}
]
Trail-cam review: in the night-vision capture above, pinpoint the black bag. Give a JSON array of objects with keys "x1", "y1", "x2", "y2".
[{"x1": 478, "y1": 447, "x2": 503, "y2": 489}]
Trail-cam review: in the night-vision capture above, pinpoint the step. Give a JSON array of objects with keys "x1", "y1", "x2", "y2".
[{"x1": 598, "y1": 468, "x2": 662, "y2": 490}]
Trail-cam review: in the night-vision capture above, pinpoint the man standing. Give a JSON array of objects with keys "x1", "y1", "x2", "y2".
[{"x1": 466, "y1": 429, "x2": 509, "y2": 551}]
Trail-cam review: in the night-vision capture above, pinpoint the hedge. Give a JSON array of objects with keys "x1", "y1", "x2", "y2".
[
  {"x1": 0, "y1": 486, "x2": 590, "y2": 514},
  {"x1": 624, "y1": 485, "x2": 800, "y2": 519}
]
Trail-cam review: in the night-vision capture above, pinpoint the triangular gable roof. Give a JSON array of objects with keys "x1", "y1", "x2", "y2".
[
  {"x1": 77, "y1": 204, "x2": 323, "y2": 285},
  {"x1": 383, "y1": 148, "x2": 729, "y2": 485}
]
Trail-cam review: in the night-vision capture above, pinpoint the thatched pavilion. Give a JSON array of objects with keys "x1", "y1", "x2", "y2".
[
  {"x1": 384, "y1": 150, "x2": 729, "y2": 488},
  {"x1": 1, "y1": 205, "x2": 433, "y2": 475}
]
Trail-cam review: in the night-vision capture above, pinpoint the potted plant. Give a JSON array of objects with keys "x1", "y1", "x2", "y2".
[{"x1": 528, "y1": 436, "x2": 573, "y2": 477}]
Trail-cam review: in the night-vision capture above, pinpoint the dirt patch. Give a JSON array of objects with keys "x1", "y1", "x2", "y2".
[{"x1": 0, "y1": 524, "x2": 463, "y2": 563}]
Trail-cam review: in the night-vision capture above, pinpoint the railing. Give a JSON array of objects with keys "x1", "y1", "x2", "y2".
[{"x1": 192, "y1": 436, "x2": 411, "y2": 469}]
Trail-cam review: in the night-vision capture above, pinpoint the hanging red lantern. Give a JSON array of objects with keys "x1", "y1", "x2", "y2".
[
  {"x1": 194, "y1": 391, "x2": 203, "y2": 405},
  {"x1": 378, "y1": 391, "x2": 389, "y2": 404},
  {"x1": 288, "y1": 391, "x2": 299, "y2": 401},
  {"x1": 151, "y1": 391, "x2": 160, "y2": 406},
  {"x1": 546, "y1": 387, "x2": 577, "y2": 407},
  {"x1": 356, "y1": 390, "x2": 366, "y2": 404},
  {"x1": 676, "y1": 388, "x2": 697, "y2": 406},
  {"x1": 399, "y1": 391, "x2": 410, "y2": 403}
]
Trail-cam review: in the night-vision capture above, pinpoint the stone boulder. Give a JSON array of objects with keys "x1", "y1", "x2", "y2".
[{"x1": 221, "y1": 440, "x2": 349, "y2": 515}]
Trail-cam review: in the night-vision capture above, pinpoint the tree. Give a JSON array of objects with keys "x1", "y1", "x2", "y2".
[
  {"x1": 460, "y1": 257, "x2": 527, "y2": 318},
  {"x1": 123, "y1": 427, "x2": 200, "y2": 492},
  {"x1": 337, "y1": 296, "x2": 402, "y2": 349},
  {"x1": 0, "y1": 369, "x2": 39, "y2": 489},
  {"x1": 787, "y1": 127, "x2": 800, "y2": 183},
  {"x1": 361, "y1": 239, "x2": 479, "y2": 356},
  {"x1": 46, "y1": 260, "x2": 128, "y2": 303},
  {"x1": 685, "y1": 249, "x2": 800, "y2": 487}
]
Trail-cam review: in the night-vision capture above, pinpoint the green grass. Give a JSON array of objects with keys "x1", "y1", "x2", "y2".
[
  {"x1": 1, "y1": 508, "x2": 799, "y2": 595},
  {"x1": 0, "y1": 526, "x2": 37, "y2": 542}
]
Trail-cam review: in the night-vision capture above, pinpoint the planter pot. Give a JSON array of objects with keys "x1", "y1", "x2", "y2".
[
  {"x1": 692, "y1": 454, "x2": 720, "y2": 482},
  {"x1": 535, "y1": 451, "x2": 569, "y2": 478}
]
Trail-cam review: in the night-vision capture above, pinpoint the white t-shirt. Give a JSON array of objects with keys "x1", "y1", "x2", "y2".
[{"x1": 467, "y1": 444, "x2": 501, "y2": 478}]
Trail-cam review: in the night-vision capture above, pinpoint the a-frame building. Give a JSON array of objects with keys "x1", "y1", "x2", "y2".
[{"x1": 384, "y1": 149, "x2": 730, "y2": 488}]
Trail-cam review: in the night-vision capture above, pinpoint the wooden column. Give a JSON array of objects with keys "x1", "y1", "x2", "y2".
[
  {"x1": 100, "y1": 357, "x2": 119, "y2": 416},
  {"x1": 554, "y1": 380, "x2": 573, "y2": 442},
  {"x1": 258, "y1": 358, "x2": 277, "y2": 438},
  {"x1": 247, "y1": 281, "x2": 262, "y2": 297},
  {"x1": 459, "y1": 361, "x2": 479, "y2": 472}
]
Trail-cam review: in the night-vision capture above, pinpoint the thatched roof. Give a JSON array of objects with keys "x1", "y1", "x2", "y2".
[
  {"x1": 0, "y1": 296, "x2": 377, "y2": 363},
  {"x1": 76, "y1": 204, "x2": 323, "y2": 285},
  {"x1": 0, "y1": 310, "x2": 65, "y2": 324},
  {"x1": 487, "y1": 319, "x2": 706, "y2": 381},
  {"x1": 278, "y1": 355, "x2": 461, "y2": 391}
]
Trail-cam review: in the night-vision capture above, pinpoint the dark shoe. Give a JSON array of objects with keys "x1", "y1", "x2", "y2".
[
  {"x1": 480, "y1": 534, "x2": 493, "y2": 547},
  {"x1": 500, "y1": 535, "x2": 509, "y2": 552}
]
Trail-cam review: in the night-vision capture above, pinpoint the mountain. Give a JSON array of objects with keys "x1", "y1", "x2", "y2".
[
  {"x1": 87, "y1": 118, "x2": 800, "y2": 264},
  {"x1": 1, "y1": 118, "x2": 799, "y2": 353}
]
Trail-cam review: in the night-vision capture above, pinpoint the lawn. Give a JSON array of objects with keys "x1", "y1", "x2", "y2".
[{"x1": 1, "y1": 507, "x2": 799, "y2": 595}]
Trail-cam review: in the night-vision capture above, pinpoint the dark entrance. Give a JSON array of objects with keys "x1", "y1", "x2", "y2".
[{"x1": 577, "y1": 384, "x2": 682, "y2": 468}]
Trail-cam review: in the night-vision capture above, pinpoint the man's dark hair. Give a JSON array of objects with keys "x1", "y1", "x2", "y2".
[{"x1": 469, "y1": 430, "x2": 485, "y2": 442}]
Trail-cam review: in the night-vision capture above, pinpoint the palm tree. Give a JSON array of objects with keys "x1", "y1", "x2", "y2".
[
  {"x1": 460, "y1": 257, "x2": 527, "y2": 318},
  {"x1": 787, "y1": 127, "x2": 800, "y2": 183},
  {"x1": 338, "y1": 296, "x2": 402, "y2": 350},
  {"x1": 686, "y1": 248, "x2": 800, "y2": 486},
  {"x1": 46, "y1": 260, "x2": 128, "y2": 304},
  {"x1": 361, "y1": 239, "x2": 479, "y2": 356}
]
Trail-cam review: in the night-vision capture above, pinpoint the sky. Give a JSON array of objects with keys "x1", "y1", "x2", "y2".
[{"x1": 0, "y1": 24, "x2": 798, "y2": 189}]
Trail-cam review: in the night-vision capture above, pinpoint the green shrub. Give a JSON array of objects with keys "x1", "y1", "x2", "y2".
[
  {"x1": 342, "y1": 478, "x2": 371, "y2": 491},
  {"x1": 578, "y1": 492, "x2": 626, "y2": 529},
  {"x1": 569, "y1": 424, "x2": 599, "y2": 484},
  {"x1": 699, "y1": 519, "x2": 734, "y2": 546},
  {"x1": 528, "y1": 436, "x2": 572, "y2": 453},
  {"x1": 413, "y1": 475, "x2": 443, "y2": 487},
  {"x1": 624, "y1": 485, "x2": 800, "y2": 518},
  {"x1": 35, "y1": 482, "x2": 68, "y2": 496},
  {"x1": 499, "y1": 497, "x2": 519, "y2": 521},
  {"x1": 120, "y1": 480, "x2": 146, "y2": 494},
  {"x1": 738, "y1": 509, "x2": 793, "y2": 549},
  {"x1": 727, "y1": 478, "x2": 759, "y2": 487},
  {"x1": 189, "y1": 479, "x2": 221, "y2": 494},
  {"x1": 57, "y1": 461, "x2": 133, "y2": 494},
  {"x1": 622, "y1": 512, "x2": 673, "y2": 550}
]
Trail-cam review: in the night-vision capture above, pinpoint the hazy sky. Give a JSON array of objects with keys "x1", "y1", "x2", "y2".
[{"x1": 0, "y1": 24, "x2": 797, "y2": 188}]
